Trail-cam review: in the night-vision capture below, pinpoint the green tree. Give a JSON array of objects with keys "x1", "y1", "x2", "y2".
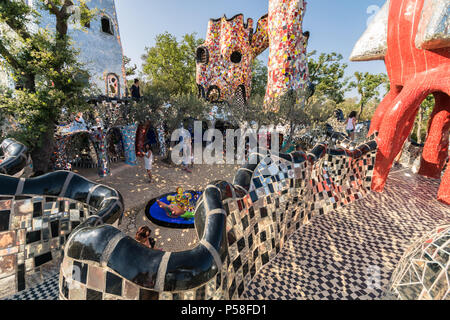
[
  {"x1": 0, "y1": 0, "x2": 94, "y2": 174},
  {"x1": 142, "y1": 32, "x2": 203, "y2": 97},
  {"x1": 412, "y1": 95, "x2": 434, "y2": 144},
  {"x1": 251, "y1": 57, "x2": 268, "y2": 97},
  {"x1": 124, "y1": 55, "x2": 137, "y2": 78},
  {"x1": 349, "y1": 72, "x2": 387, "y2": 121},
  {"x1": 308, "y1": 51, "x2": 349, "y2": 104}
]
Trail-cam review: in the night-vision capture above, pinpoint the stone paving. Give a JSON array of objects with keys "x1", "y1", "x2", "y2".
[{"x1": 243, "y1": 168, "x2": 449, "y2": 300}]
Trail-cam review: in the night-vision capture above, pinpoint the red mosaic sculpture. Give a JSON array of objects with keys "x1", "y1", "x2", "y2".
[
  {"x1": 135, "y1": 121, "x2": 151, "y2": 157},
  {"x1": 351, "y1": 0, "x2": 450, "y2": 205},
  {"x1": 196, "y1": 0, "x2": 309, "y2": 105}
]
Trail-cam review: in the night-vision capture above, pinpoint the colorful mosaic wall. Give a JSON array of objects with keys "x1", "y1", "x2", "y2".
[
  {"x1": 120, "y1": 124, "x2": 137, "y2": 166},
  {"x1": 59, "y1": 136, "x2": 377, "y2": 300},
  {"x1": 0, "y1": 139, "x2": 28, "y2": 177},
  {"x1": 136, "y1": 122, "x2": 151, "y2": 157},
  {"x1": 196, "y1": 14, "x2": 256, "y2": 104},
  {"x1": 0, "y1": 171, "x2": 124, "y2": 299},
  {"x1": 54, "y1": 131, "x2": 110, "y2": 176},
  {"x1": 386, "y1": 225, "x2": 449, "y2": 300},
  {"x1": 266, "y1": 0, "x2": 309, "y2": 105},
  {"x1": 196, "y1": 0, "x2": 309, "y2": 106}
]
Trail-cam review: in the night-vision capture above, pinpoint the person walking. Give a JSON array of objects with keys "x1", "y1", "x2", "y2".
[
  {"x1": 144, "y1": 144, "x2": 153, "y2": 183},
  {"x1": 346, "y1": 111, "x2": 358, "y2": 141}
]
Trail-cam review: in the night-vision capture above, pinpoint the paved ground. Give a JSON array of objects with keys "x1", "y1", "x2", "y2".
[{"x1": 243, "y1": 168, "x2": 449, "y2": 300}]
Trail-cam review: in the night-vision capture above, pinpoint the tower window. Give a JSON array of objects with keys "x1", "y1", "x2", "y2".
[{"x1": 101, "y1": 16, "x2": 114, "y2": 35}]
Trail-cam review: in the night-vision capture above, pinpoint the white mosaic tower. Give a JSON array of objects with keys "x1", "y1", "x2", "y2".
[{"x1": 1, "y1": 0, "x2": 126, "y2": 98}]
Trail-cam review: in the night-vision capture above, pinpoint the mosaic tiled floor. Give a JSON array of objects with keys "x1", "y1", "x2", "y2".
[
  {"x1": 243, "y1": 168, "x2": 449, "y2": 300},
  {"x1": 4, "y1": 168, "x2": 449, "y2": 300},
  {"x1": 4, "y1": 273, "x2": 59, "y2": 300}
]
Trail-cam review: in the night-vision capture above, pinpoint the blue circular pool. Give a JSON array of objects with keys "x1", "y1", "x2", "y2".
[{"x1": 145, "y1": 191, "x2": 202, "y2": 229}]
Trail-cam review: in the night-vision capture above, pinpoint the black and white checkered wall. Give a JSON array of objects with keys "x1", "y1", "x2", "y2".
[{"x1": 59, "y1": 137, "x2": 377, "y2": 300}]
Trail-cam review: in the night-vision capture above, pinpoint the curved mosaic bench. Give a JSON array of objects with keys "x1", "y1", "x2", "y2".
[
  {"x1": 386, "y1": 225, "x2": 449, "y2": 300},
  {"x1": 0, "y1": 171, "x2": 124, "y2": 298},
  {"x1": 60, "y1": 136, "x2": 377, "y2": 300},
  {"x1": 0, "y1": 139, "x2": 28, "y2": 177}
]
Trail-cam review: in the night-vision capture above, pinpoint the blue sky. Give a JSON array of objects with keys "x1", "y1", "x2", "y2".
[{"x1": 116, "y1": 0, "x2": 387, "y2": 96}]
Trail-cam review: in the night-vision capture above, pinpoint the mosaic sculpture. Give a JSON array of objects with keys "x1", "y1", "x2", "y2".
[
  {"x1": 120, "y1": 124, "x2": 138, "y2": 166},
  {"x1": 387, "y1": 225, "x2": 449, "y2": 300},
  {"x1": 196, "y1": 0, "x2": 309, "y2": 106},
  {"x1": 53, "y1": 135, "x2": 73, "y2": 171},
  {"x1": 54, "y1": 131, "x2": 111, "y2": 177},
  {"x1": 0, "y1": 139, "x2": 28, "y2": 177},
  {"x1": 350, "y1": 0, "x2": 450, "y2": 205},
  {"x1": 0, "y1": 171, "x2": 124, "y2": 298},
  {"x1": 136, "y1": 122, "x2": 151, "y2": 158},
  {"x1": 59, "y1": 134, "x2": 377, "y2": 300},
  {"x1": 90, "y1": 129, "x2": 111, "y2": 178}
]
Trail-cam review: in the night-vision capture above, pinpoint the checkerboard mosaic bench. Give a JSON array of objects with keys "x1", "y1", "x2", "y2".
[
  {"x1": 59, "y1": 137, "x2": 378, "y2": 300},
  {"x1": 0, "y1": 139, "x2": 28, "y2": 177},
  {"x1": 0, "y1": 171, "x2": 124, "y2": 298}
]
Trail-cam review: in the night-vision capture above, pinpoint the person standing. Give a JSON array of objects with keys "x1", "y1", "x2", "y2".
[
  {"x1": 144, "y1": 144, "x2": 153, "y2": 182},
  {"x1": 131, "y1": 79, "x2": 141, "y2": 101},
  {"x1": 346, "y1": 111, "x2": 358, "y2": 141}
]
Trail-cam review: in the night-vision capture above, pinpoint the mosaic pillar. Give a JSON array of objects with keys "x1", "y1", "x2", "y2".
[
  {"x1": 157, "y1": 125, "x2": 167, "y2": 157},
  {"x1": 265, "y1": 0, "x2": 309, "y2": 105},
  {"x1": 120, "y1": 124, "x2": 137, "y2": 166},
  {"x1": 53, "y1": 135, "x2": 72, "y2": 171},
  {"x1": 90, "y1": 129, "x2": 111, "y2": 178},
  {"x1": 136, "y1": 121, "x2": 150, "y2": 157}
]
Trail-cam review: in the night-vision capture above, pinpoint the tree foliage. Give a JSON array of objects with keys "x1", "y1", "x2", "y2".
[
  {"x1": 349, "y1": 71, "x2": 387, "y2": 120},
  {"x1": 0, "y1": 0, "x2": 94, "y2": 173},
  {"x1": 308, "y1": 51, "x2": 349, "y2": 104},
  {"x1": 251, "y1": 57, "x2": 268, "y2": 97},
  {"x1": 141, "y1": 32, "x2": 203, "y2": 97}
]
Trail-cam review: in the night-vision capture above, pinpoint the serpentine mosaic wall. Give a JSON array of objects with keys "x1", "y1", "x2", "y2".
[
  {"x1": 0, "y1": 139, "x2": 28, "y2": 177},
  {"x1": 59, "y1": 137, "x2": 377, "y2": 300},
  {"x1": 0, "y1": 172, "x2": 123, "y2": 298}
]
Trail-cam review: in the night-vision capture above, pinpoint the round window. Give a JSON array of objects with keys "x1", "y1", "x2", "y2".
[{"x1": 230, "y1": 51, "x2": 242, "y2": 64}]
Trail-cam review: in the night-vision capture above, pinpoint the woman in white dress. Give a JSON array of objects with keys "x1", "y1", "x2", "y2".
[{"x1": 144, "y1": 144, "x2": 153, "y2": 183}]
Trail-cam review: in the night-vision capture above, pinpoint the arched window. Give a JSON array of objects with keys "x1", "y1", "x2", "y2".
[
  {"x1": 106, "y1": 73, "x2": 120, "y2": 98},
  {"x1": 101, "y1": 16, "x2": 114, "y2": 35}
]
